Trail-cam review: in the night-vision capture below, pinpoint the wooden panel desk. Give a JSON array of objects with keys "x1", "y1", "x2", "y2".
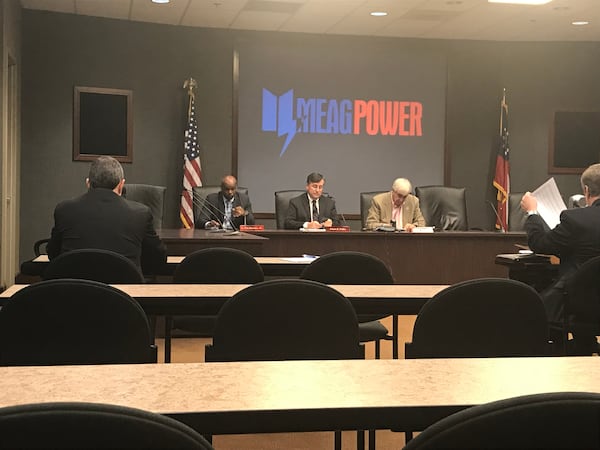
[
  {"x1": 159, "y1": 229, "x2": 527, "y2": 284},
  {"x1": 159, "y1": 229, "x2": 268, "y2": 256},
  {"x1": 0, "y1": 357, "x2": 597, "y2": 435},
  {"x1": 0, "y1": 284, "x2": 447, "y2": 361}
]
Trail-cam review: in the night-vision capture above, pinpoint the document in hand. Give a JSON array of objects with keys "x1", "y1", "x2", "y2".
[{"x1": 532, "y1": 178, "x2": 567, "y2": 230}]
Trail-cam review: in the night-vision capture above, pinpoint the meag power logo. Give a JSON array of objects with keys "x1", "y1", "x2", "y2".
[{"x1": 261, "y1": 88, "x2": 423, "y2": 156}]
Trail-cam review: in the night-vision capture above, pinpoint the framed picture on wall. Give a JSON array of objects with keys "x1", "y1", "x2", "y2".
[
  {"x1": 549, "y1": 110, "x2": 600, "y2": 174},
  {"x1": 73, "y1": 86, "x2": 133, "y2": 162}
]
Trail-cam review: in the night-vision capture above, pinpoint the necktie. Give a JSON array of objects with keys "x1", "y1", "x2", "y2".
[{"x1": 312, "y1": 200, "x2": 319, "y2": 222}]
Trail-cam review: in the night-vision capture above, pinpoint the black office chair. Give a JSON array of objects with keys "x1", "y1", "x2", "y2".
[
  {"x1": 192, "y1": 185, "x2": 248, "y2": 225},
  {"x1": 123, "y1": 183, "x2": 167, "y2": 231},
  {"x1": 0, "y1": 402, "x2": 214, "y2": 449},
  {"x1": 300, "y1": 251, "x2": 394, "y2": 359},
  {"x1": 42, "y1": 248, "x2": 144, "y2": 283},
  {"x1": 274, "y1": 190, "x2": 304, "y2": 229},
  {"x1": 415, "y1": 185, "x2": 468, "y2": 231},
  {"x1": 403, "y1": 392, "x2": 600, "y2": 449},
  {"x1": 508, "y1": 192, "x2": 527, "y2": 231},
  {"x1": 0, "y1": 279, "x2": 156, "y2": 365},
  {"x1": 171, "y1": 248, "x2": 264, "y2": 336},
  {"x1": 359, "y1": 191, "x2": 386, "y2": 229},
  {"x1": 405, "y1": 278, "x2": 550, "y2": 358}
]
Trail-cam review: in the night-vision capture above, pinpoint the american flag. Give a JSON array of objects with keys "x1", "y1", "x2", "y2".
[
  {"x1": 493, "y1": 89, "x2": 510, "y2": 232},
  {"x1": 180, "y1": 88, "x2": 202, "y2": 229}
]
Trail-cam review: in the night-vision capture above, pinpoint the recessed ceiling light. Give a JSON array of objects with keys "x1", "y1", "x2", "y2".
[
  {"x1": 572, "y1": 21, "x2": 589, "y2": 26},
  {"x1": 370, "y1": 11, "x2": 388, "y2": 17},
  {"x1": 151, "y1": 0, "x2": 170, "y2": 4},
  {"x1": 488, "y1": 0, "x2": 552, "y2": 5}
]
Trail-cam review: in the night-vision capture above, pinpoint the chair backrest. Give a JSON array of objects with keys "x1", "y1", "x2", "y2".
[
  {"x1": 404, "y1": 392, "x2": 600, "y2": 450},
  {"x1": 124, "y1": 184, "x2": 167, "y2": 231},
  {"x1": 173, "y1": 247, "x2": 264, "y2": 283},
  {"x1": 568, "y1": 194, "x2": 586, "y2": 209},
  {"x1": 205, "y1": 279, "x2": 362, "y2": 361},
  {"x1": 0, "y1": 402, "x2": 214, "y2": 449},
  {"x1": 360, "y1": 191, "x2": 386, "y2": 229},
  {"x1": 274, "y1": 190, "x2": 304, "y2": 229},
  {"x1": 300, "y1": 251, "x2": 393, "y2": 285},
  {"x1": 405, "y1": 278, "x2": 549, "y2": 358},
  {"x1": 565, "y1": 255, "x2": 600, "y2": 335},
  {"x1": 415, "y1": 185, "x2": 468, "y2": 231},
  {"x1": 0, "y1": 279, "x2": 156, "y2": 366},
  {"x1": 43, "y1": 249, "x2": 144, "y2": 283},
  {"x1": 508, "y1": 192, "x2": 527, "y2": 231},
  {"x1": 192, "y1": 185, "x2": 248, "y2": 225}
]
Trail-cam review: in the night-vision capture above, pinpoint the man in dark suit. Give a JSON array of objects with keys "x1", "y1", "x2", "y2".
[
  {"x1": 284, "y1": 172, "x2": 340, "y2": 230},
  {"x1": 521, "y1": 163, "x2": 600, "y2": 354},
  {"x1": 198, "y1": 175, "x2": 254, "y2": 230},
  {"x1": 47, "y1": 156, "x2": 167, "y2": 273}
]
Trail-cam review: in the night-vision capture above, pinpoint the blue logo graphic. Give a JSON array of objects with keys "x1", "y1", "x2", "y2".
[{"x1": 262, "y1": 89, "x2": 297, "y2": 156}]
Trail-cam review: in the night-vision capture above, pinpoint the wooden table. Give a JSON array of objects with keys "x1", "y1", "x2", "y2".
[
  {"x1": 0, "y1": 357, "x2": 596, "y2": 436},
  {"x1": 159, "y1": 228, "x2": 268, "y2": 256},
  {"x1": 0, "y1": 284, "x2": 447, "y2": 361}
]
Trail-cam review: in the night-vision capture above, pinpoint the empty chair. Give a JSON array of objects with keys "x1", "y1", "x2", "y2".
[
  {"x1": 359, "y1": 191, "x2": 386, "y2": 230},
  {"x1": 415, "y1": 185, "x2": 468, "y2": 231},
  {"x1": 405, "y1": 278, "x2": 550, "y2": 358},
  {"x1": 0, "y1": 279, "x2": 156, "y2": 366},
  {"x1": 172, "y1": 248, "x2": 265, "y2": 336},
  {"x1": 274, "y1": 190, "x2": 304, "y2": 229},
  {"x1": 507, "y1": 192, "x2": 527, "y2": 231},
  {"x1": 42, "y1": 248, "x2": 144, "y2": 283},
  {"x1": 404, "y1": 392, "x2": 600, "y2": 449},
  {"x1": 123, "y1": 184, "x2": 167, "y2": 231},
  {"x1": 300, "y1": 251, "x2": 394, "y2": 359},
  {"x1": 205, "y1": 279, "x2": 362, "y2": 361},
  {"x1": 192, "y1": 185, "x2": 248, "y2": 226},
  {"x1": 0, "y1": 402, "x2": 213, "y2": 449}
]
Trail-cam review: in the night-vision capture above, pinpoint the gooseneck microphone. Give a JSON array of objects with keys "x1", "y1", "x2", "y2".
[
  {"x1": 487, "y1": 200, "x2": 506, "y2": 233},
  {"x1": 326, "y1": 194, "x2": 347, "y2": 227},
  {"x1": 190, "y1": 190, "x2": 242, "y2": 232}
]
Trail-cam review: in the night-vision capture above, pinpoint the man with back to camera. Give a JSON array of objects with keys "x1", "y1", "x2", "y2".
[
  {"x1": 284, "y1": 172, "x2": 340, "y2": 230},
  {"x1": 366, "y1": 178, "x2": 426, "y2": 232},
  {"x1": 520, "y1": 162, "x2": 600, "y2": 354},
  {"x1": 197, "y1": 175, "x2": 254, "y2": 230},
  {"x1": 47, "y1": 156, "x2": 167, "y2": 273}
]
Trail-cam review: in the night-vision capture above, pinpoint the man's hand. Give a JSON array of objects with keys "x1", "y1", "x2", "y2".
[
  {"x1": 520, "y1": 192, "x2": 538, "y2": 213},
  {"x1": 321, "y1": 218, "x2": 333, "y2": 228},
  {"x1": 306, "y1": 221, "x2": 322, "y2": 229},
  {"x1": 232, "y1": 206, "x2": 246, "y2": 218},
  {"x1": 404, "y1": 223, "x2": 416, "y2": 232}
]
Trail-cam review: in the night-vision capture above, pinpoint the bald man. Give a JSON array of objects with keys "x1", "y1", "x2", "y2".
[
  {"x1": 365, "y1": 178, "x2": 426, "y2": 232},
  {"x1": 197, "y1": 175, "x2": 254, "y2": 230}
]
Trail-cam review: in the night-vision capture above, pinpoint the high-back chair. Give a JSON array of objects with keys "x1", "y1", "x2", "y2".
[
  {"x1": 192, "y1": 185, "x2": 248, "y2": 225},
  {"x1": 123, "y1": 184, "x2": 167, "y2": 231},
  {"x1": 405, "y1": 278, "x2": 550, "y2": 358},
  {"x1": 274, "y1": 190, "x2": 304, "y2": 229},
  {"x1": 415, "y1": 185, "x2": 468, "y2": 231},
  {"x1": 359, "y1": 191, "x2": 386, "y2": 230},
  {"x1": 0, "y1": 402, "x2": 214, "y2": 449},
  {"x1": 404, "y1": 392, "x2": 600, "y2": 450},
  {"x1": 507, "y1": 192, "x2": 527, "y2": 231},
  {"x1": 0, "y1": 279, "x2": 156, "y2": 365},
  {"x1": 300, "y1": 251, "x2": 394, "y2": 359},
  {"x1": 42, "y1": 248, "x2": 144, "y2": 283}
]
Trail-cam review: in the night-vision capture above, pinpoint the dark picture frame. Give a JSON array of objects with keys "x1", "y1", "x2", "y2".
[
  {"x1": 73, "y1": 86, "x2": 133, "y2": 162},
  {"x1": 549, "y1": 110, "x2": 600, "y2": 174}
]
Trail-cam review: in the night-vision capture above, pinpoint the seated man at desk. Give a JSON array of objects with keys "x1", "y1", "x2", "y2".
[
  {"x1": 199, "y1": 175, "x2": 254, "y2": 230},
  {"x1": 47, "y1": 156, "x2": 167, "y2": 273},
  {"x1": 285, "y1": 172, "x2": 340, "y2": 230},
  {"x1": 521, "y1": 162, "x2": 600, "y2": 354},
  {"x1": 366, "y1": 178, "x2": 426, "y2": 232}
]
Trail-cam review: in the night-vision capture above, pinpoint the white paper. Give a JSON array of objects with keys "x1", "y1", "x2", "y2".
[
  {"x1": 412, "y1": 226, "x2": 435, "y2": 233},
  {"x1": 280, "y1": 257, "x2": 317, "y2": 262},
  {"x1": 532, "y1": 178, "x2": 567, "y2": 229}
]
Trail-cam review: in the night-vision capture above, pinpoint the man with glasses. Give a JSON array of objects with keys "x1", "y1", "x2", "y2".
[{"x1": 366, "y1": 178, "x2": 426, "y2": 232}]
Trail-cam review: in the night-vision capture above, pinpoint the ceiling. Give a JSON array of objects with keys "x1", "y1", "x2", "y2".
[{"x1": 19, "y1": 0, "x2": 600, "y2": 41}]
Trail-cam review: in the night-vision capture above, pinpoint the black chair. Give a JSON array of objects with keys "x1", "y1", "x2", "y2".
[
  {"x1": 0, "y1": 279, "x2": 156, "y2": 365},
  {"x1": 274, "y1": 189, "x2": 304, "y2": 229},
  {"x1": 359, "y1": 191, "x2": 386, "y2": 230},
  {"x1": 508, "y1": 192, "x2": 527, "y2": 231},
  {"x1": 192, "y1": 185, "x2": 248, "y2": 225},
  {"x1": 403, "y1": 392, "x2": 600, "y2": 450},
  {"x1": 405, "y1": 278, "x2": 550, "y2": 358},
  {"x1": 415, "y1": 185, "x2": 468, "y2": 230},
  {"x1": 123, "y1": 183, "x2": 167, "y2": 231},
  {"x1": 0, "y1": 401, "x2": 214, "y2": 449},
  {"x1": 300, "y1": 251, "x2": 394, "y2": 359},
  {"x1": 171, "y1": 247, "x2": 264, "y2": 336},
  {"x1": 42, "y1": 248, "x2": 144, "y2": 283}
]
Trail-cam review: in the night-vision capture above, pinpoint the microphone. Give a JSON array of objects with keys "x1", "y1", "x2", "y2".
[
  {"x1": 487, "y1": 200, "x2": 506, "y2": 232},
  {"x1": 191, "y1": 189, "x2": 240, "y2": 232},
  {"x1": 325, "y1": 194, "x2": 347, "y2": 227}
]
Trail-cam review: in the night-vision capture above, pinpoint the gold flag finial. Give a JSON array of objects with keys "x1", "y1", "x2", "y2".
[{"x1": 183, "y1": 77, "x2": 197, "y2": 97}]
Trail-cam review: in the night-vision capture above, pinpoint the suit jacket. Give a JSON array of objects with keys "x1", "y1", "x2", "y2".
[
  {"x1": 365, "y1": 192, "x2": 426, "y2": 230},
  {"x1": 47, "y1": 188, "x2": 167, "y2": 272},
  {"x1": 197, "y1": 191, "x2": 254, "y2": 229},
  {"x1": 284, "y1": 194, "x2": 340, "y2": 229}
]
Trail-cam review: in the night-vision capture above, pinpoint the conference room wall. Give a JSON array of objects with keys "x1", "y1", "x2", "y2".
[{"x1": 18, "y1": 9, "x2": 598, "y2": 260}]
